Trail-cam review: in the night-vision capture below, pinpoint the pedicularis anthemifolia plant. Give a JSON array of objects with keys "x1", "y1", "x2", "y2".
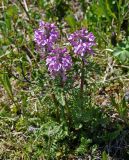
[{"x1": 34, "y1": 21, "x2": 96, "y2": 124}]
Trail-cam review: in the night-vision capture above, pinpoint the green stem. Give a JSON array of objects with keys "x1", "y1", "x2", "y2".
[
  {"x1": 49, "y1": 80, "x2": 60, "y2": 122},
  {"x1": 51, "y1": 93, "x2": 60, "y2": 122},
  {"x1": 64, "y1": 94, "x2": 72, "y2": 126},
  {"x1": 60, "y1": 76, "x2": 71, "y2": 126},
  {"x1": 80, "y1": 59, "x2": 85, "y2": 103}
]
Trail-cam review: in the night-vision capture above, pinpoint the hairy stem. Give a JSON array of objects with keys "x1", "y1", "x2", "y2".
[
  {"x1": 49, "y1": 80, "x2": 60, "y2": 122},
  {"x1": 51, "y1": 93, "x2": 60, "y2": 122},
  {"x1": 60, "y1": 76, "x2": 71, "y2": 126},
  {"x1": 79, "y1": 59, "x2": 85, "y2": 106}
]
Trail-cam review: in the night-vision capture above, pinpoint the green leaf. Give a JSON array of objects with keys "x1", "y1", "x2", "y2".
[
  {"x1": 6, "y1": 5, "x2": 18, "y2": 18},
  {"x1": 120, "y1": 52, "x2": 127, "y2": 62},
  {"x1": 5, "y1": 15, "x2": 11, "y2": 30},
  {"x1": 113, "y1": 49, "x2": 123, "y2": 56},
  {"x1": 65, "y1": 14, "x2": 76, "y2": 29},
  {"x1": 0, "y1": 72, "x2": 13, "y2": 99},
  {"x1": 99, "y1": 0, "x2": 110, "y2": 20},
  {"x1": 102, "y1": 151, "x2": 108, "y2": 160},
  {"x1": 125, "y1": 49, "x2": 129, "y2": 58},
  {"x1": 92, "y1": 4, "x2": 103, "y2": 18},
  {"x1": 105, "y1": 0, "x2": 116, "y2": 19},
  {"x1": 57, "y1": 92, "x2": 65, "y2": 106}
]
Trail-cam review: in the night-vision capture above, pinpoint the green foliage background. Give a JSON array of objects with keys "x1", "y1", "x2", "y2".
[{"x1": 0, "y1": 0, "x2": 129, "y2": 159}]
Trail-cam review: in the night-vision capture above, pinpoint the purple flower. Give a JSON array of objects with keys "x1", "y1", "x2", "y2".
[
  {"x1": 68, "y1": 29, "x2": 96, "y2": 57},
  {"x1": 46, "y1": 48, "x2": 72, "y2": 80},
  {"x1": 34, "y1": 21, "x2": 59, "y2": 52}
]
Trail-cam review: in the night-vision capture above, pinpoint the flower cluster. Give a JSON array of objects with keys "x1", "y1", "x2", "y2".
[
  {"x1": 68, "y1": 29, "x2": 96, "y2": 57},
  {"x1": 34, "y1": 21, "x2": 73, "y2": 79},
  {"x1": 34, "y1": 21, "x2": 59, "y2": 52},
  {"x1": 46, "y1": 48, "x2": 72, "y2": 80},
  {"x1": 34, "y1": 21, "x2": 96, "y2": 79}
]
